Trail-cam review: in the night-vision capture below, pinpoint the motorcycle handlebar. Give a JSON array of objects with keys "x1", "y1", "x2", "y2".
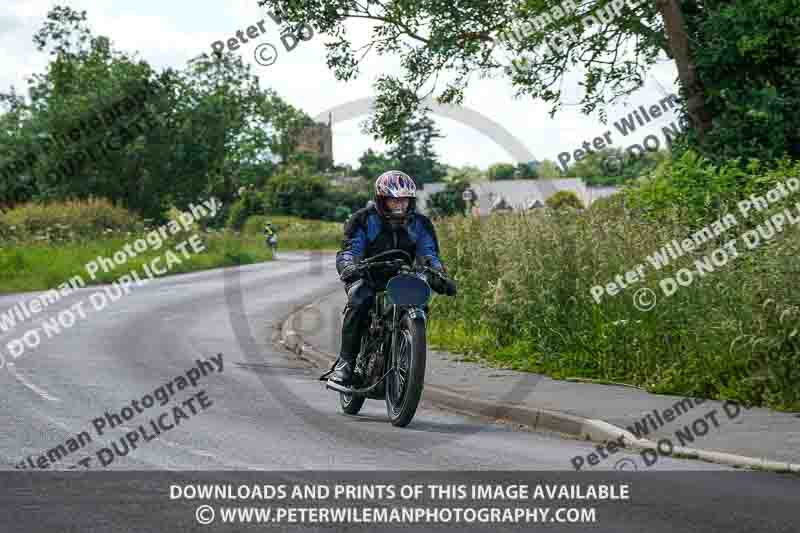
[
  {"x1": 356, "y1": 260, "x2": 438, "y2": 274},
  {"x1": 356, "y1": 260, "x2": 457, "y2": 296},
  {"x1": 355, "y1": 259, "x2": 407, "y2": 271}
]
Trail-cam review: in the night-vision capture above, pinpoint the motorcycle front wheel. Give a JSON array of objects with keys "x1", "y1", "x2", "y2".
[{"x1": 385, "y1": 311, "x2": 426, "y2": 427}]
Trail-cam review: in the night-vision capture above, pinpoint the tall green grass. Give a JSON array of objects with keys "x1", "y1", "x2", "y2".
[{"x1": 428, "y1": 162, "x2": 800, "y2": 410}]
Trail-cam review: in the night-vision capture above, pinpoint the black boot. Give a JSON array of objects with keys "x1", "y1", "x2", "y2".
[{"x1": 329, "y1": 357, "x2": 355, "y2": 387}]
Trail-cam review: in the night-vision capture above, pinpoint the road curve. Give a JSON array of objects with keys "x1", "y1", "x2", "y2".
[{"x1": 0, "y1": 252, "x2": 796, "y2": 532}]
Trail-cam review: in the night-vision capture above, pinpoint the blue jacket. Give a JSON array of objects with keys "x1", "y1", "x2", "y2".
[{"x1": 336, "y1": 205, "x2": 443, "y2": 277}]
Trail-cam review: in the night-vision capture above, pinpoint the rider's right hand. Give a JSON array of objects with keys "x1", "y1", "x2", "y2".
[
  {"x1": 428, "y1": 270, "x2": 457, "y2": 296},
  {"x1": 442, "y1": 276, "x2": 457, "y2": 296}
]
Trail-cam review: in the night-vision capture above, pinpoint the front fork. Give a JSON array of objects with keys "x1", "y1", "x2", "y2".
[
  {"x1": 388, "y1": 304, "x2": 427, "y2": 376},
  {"x1": 403, "y1": 305, "x2": 427, "y2": 322},
  {"x1": 387, "y1": 304, "x2": 427, "y2": 337}
]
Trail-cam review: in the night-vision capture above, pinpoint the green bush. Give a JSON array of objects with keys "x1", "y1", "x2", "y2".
[
  {"x1": 545, "y1": 190, "x2": 584, "y2": 210},
  {"x1": 265, "y1": 163, "x2": 331, "y2": 218},
  {"x1": 334, "y1": 205, "x2": 352, "y2": 221},
  {"x1": 622, "y1": 151, "x2": 800, "y2": 227},
  {"x1": 487, "y1": 163, "x2": 516, "y2": 180},
  {"x1": 427, "y1": 180, "x2": 470, "y2": 217},
  {"x1": 0, "y1": 197, "x2": 141, "y2": 244}
]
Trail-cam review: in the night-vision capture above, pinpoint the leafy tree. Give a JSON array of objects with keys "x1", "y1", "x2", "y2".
[
  {"x1": 259, "y1": 95, "x2": 316, "y2": 164},
  {"x1": 257, "y1": 0, "x2": 799, "y2": 168},
  {"x1": 356, "y1": 148, "x2": 398, "y2": 180},
  {"x1": 227, "y1": 189, "x2": 268, "y2": 230},
  {"x1": 487, "y1": 163, "x2": 516, "y2": 180},
  {"x1": 565, "y1": 147, "x2": 668, "y2": 185},
  {"x1": 356, "y1": 114, "x2": 446, "y2": 186},
  {"x1": 444, "y1": 164, "x2": 483, "y2": 183},
  {"x1": 0, "y1": 5, "x2": 313, "y2": 221},
  {"x1": 565, "y1": 151, "x2": 606, "y2": 180},
  {"x1": 386, "y1": 114, "x2": 446, "y2": 186},
  {"x1": 0, "y1": 6, "x2": 169, "y2": 218},
  {"x1": 256, "y1": 0, "x2": 707, "y2": 140},
  {"x1": 678, "y1": 0, "x2": 800, "y2": 163}
]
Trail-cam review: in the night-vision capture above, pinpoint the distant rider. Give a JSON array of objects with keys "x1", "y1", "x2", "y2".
[
  {"x1": 264, "y1": 221, "x2": 277, "y2": 243},
  {"x1": 330, "y1": 170, "x2": 455, "y2": 387}
]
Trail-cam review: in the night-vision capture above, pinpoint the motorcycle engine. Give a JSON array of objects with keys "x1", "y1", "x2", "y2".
[
  {"x1": 366, "y1": 343, "x2": 385, "y2": 382},
  {"x1": 355, "y1": 315, "x2": 386, "y2": 392}
]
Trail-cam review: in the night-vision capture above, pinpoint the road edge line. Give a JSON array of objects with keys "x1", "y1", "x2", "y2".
[{"x1": 277, "y1": 297, "x2": 800, "y2": 474}]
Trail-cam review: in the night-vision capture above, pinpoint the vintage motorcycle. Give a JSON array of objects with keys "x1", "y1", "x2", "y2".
[{"x1": 321, "y1": 249, "x2": 457, "y2": 427}]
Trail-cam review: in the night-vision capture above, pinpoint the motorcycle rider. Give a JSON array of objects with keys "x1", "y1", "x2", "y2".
[
  {"x1": 329, "y1": 170, "x2": 455, "y2": 388},
  {"x1": 263, "y1": 221, "x2": 277, "y2": 243}
]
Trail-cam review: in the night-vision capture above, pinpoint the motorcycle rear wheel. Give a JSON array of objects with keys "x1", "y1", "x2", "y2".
[
  {"x1": 385, "y1": 312, "x2": 426, "y2": 427},
  {"x1": 339, "y1": 389, "x2": 365, "y2": 414},
  {"x1": 339, "y1": 336, "x2": 367, "y2": 415}
]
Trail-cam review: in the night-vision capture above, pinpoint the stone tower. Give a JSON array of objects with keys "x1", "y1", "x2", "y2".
[{"x1": 295, "y1": 113, "x2": 333, "y2": 168}]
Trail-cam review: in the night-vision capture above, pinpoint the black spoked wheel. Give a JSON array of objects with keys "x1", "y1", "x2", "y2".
[
  {"x1": 339, "y1": 336, "x2": 366, "y2": 415},
  {"x1": 385, "y1": 311, "x2": 426, "y2": 427},
  {"x1": 339, "y1": 389, "x2": 365, "y2": 415}
]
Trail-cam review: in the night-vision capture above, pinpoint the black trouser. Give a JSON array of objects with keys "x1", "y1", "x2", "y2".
[
  {"x1": 339, "y1": 279, "x2": 376, "y2": 362},
  {"x1": 339, "y1": 278, "x2": 431, "y2": 363}
]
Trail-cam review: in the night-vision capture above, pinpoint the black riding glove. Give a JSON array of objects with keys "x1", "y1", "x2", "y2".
[
  {"x1": 427, "y1": 268, "x2": 457, "y2": 296},
  {"x1": 339, "y1": 263, "x2": 361, "y2": 283}
]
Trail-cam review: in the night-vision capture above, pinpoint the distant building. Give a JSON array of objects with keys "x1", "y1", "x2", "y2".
[
  {"x1": 415, "y1": 179, "x2": 619, "y2": 216},
  {"x1": 525, "y1": 198, "x2": 545, "y2": 210},
  {"x1": 295, "y1": 113, "x2": 333, "y2": 168},
  {"x1": 490, "y1": 195, "x2": 513, "y2": 212}
]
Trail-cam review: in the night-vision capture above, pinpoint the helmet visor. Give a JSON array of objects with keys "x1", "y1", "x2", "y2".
[{"x1": 384, "y1": 197, "x2": 409, "y2": 217}]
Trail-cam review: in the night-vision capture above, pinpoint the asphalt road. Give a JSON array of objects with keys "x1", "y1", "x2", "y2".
[{"x1": 0, "y1": 252, "x2": 796, "y2": 532}]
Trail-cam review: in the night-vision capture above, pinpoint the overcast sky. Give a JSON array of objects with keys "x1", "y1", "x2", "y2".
[{"x1": 1, "y1": 0, "x2": 683, "y2": 171}]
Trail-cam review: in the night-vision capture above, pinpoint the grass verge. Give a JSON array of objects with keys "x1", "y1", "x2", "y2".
[
  {"x1": 0, "y1": 231, "x2": 273, "y2": 294},
  {"x1": 427, "y1": 177, "x2": 800, "y2": 411}
]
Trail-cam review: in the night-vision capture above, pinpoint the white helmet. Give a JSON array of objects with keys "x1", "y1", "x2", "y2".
[{"x1": 374, "y1": 170, "x2": 417, "y2": 227}]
